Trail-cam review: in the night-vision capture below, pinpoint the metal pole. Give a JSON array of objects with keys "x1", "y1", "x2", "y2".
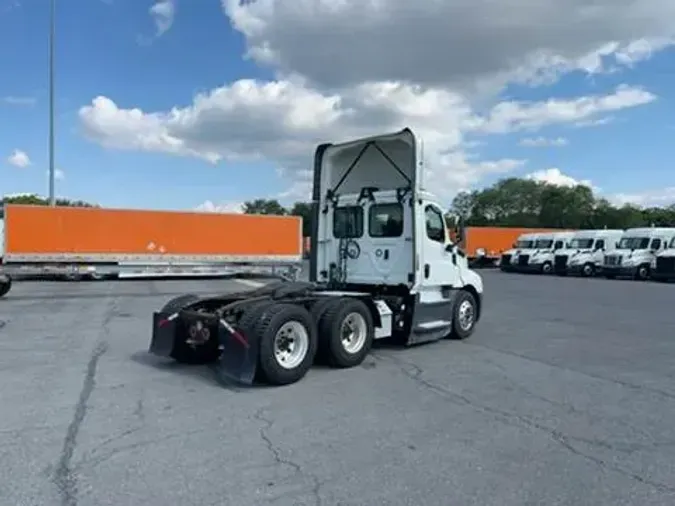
[{"x1": 48, "y1": 0, "x2": 55, "y2": 206}]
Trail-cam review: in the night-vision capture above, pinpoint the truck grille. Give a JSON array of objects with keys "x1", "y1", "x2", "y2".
[
  {"x1": 501, "y1": 253, "x2": 511, "y2": 265},
  {"x1": 656, "y1": 257, "x2": 675, "y2": 273},
  {"x1": 518, "y1": 255, "x2": 529, "y2": 266},
  {"x1": 605, "y1": 255, "x2": 622, "y2": 266},
  {"x1": 554, "y1": 255, "x2": 568, "y2": 273}
]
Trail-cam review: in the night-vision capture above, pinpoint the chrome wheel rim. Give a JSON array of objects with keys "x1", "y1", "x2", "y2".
[
  {"x1": 458, "y1": 299, "x2": 474, "y2": 331},
  {"x1": 273, "y1": 321, "x2": 309, "y2": 369},
  {"x1": 340, "y1": 312, "x2": 368, "y2": 354}
]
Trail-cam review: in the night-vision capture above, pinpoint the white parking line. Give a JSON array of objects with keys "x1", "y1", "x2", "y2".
[{"x1": 235, "y1": 279, "x2": 265, "y2": 288}]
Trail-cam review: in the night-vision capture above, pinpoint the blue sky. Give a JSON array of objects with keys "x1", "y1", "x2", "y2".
[{"x1": 1, "y1": 0, "x2": 674, "y2": 211}]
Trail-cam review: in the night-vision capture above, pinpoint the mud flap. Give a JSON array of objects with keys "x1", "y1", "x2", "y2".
[
  {"x1": 150, "y1": 312, "x2": 178, "y2": 357},
  {"x1": 213, "y1": 319, "x2": 261, "y2": 386}
]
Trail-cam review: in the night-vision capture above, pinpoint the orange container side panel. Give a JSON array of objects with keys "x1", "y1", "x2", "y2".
[
  {"x1": 462, "y1": 227, "x2": 566, "y2": 257},
  {"x1": 4, "y1": 205, "x2": 302, "y2": 258}
]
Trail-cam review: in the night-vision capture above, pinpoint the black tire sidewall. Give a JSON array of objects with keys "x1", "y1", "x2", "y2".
[
  {"x1": 451, "y1": 290, "x2": 477, "y2": 340},
  {"x1": 161, "y1": 294, "x2": 200, "y2": 314},
  {"x1": 320, "y1": 298, "x2": 374, "y2": 368},
  {"x1": 541, "y1": 261, "x2": 552, "y2": 274},
  {"x1": 582, "y1": 263, "x2": 594, "y2": 277},
  {"x1": 257, "y1": 304, "x2": 317, "y2": 385}
]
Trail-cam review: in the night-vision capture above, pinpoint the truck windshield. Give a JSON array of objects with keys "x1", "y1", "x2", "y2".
[
  {"x1": 569, "y1": 238, "x2": 594, "y2": 249},
  {"x1": 535, "y1": 239, "x2": 553, "y2": 248},
  {"x1": 618, "y1": 237, "x2": 650, "y2": 249},
  {"x1": 515, "y1": 240, "x2": 533, "y2": 248}
]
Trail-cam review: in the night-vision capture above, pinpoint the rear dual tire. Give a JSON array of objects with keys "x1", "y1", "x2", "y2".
[{"x1": 316, "y1": 298, "x2": 375, "y2": 368}]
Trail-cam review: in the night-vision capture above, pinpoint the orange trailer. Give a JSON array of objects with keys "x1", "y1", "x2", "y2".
[
  {"x1": 0, "y1": 204, "x2": 303, "y2": 293},
  {"x1": 449, "y1": 226, "x2": 562, "y2": 267}
]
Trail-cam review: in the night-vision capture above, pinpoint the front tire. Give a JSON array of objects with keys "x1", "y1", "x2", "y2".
[
  {"x1": 581, "y1": 263, "x2": 595, "y2": 277},
  {"x1": 635, "y1": 264, "x2": 650, "y2": 281},
  {"x1": 256, "y1": 303, "x2": 317, "y2": 385},
  {"x1": 541, "y1": 261, "x2": 552, "y2": 274},
  {"x1": 319, "y1": 298, "x2": 375, "y2": 368},
  {"x1": 449, "y1": 290, "x2": 477, "y2": 340}
]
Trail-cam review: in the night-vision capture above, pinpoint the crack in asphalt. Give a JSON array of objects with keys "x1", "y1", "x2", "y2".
[
  {"x1": 52, "y1": 297, "x2": 117, "y2": 506},
  {"x1": 52, "y1": 340, "x2": 109, "y2": 506},
  {"x1": 253, "y1": 408, "x2": 324, "y2": 506},
  {"x1": 372, "y1": 351, "x2": 675, "y2": 495}
]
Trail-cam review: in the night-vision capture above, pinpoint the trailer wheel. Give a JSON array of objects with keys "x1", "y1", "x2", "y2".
[
  {"x1": 0, "y1": 275, "x2": 12, "y2": 298},
  {"x1": 319, "y1": 298, "x2": 374, "y2": 368},
  {"x1": 449, "y1": 290, "x2": 477, "y2": 340},
  {"x1": 255, "y1": 303, "x2": 317, "y2": 385}
]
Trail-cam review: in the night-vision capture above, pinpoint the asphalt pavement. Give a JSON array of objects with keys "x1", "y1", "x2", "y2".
[{"x1": 1, "y1": 271, "x2": 675, "y2": 506}]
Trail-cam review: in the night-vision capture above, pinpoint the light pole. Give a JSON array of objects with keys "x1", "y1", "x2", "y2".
[{"x1": 48, "y1": 0, "x2": 55, "y2": 206}]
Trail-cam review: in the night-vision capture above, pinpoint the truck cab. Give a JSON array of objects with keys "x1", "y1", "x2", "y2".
[
  {"x1": 499, "y1": 232, "x2": 539, "y2": 272},
  {"x1": 652, "y1": 236, "x2": 675, "y2": 281},
  {"x1": 148, "y1": 128, "x2": 486, "y2": 387},
  {"x1": 554, "y1": 229, "x2": 624, "y2": 277},
  {"x1": 519, "y1": 231, "x2": 574, "y2": 274},
  {"x1": 603, "y1": 227, "x2": 675, "y2": 280},
  {"x1": 311, "y1": 128, "x2": 483, "y2": 343}
]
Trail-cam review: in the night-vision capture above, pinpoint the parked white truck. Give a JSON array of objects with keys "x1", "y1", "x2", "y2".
[
  {"x1": 553, "y1": 229, "x2": 624, "y2": 277},
  {"x1": 650, "y1": 236, "x2": 675, "y2": 281},
  {"x1": 499, "y1": 232, "x2": 540, "y2": 272},
  {"x1": 515, "y1": 231, "x2": 574, "y2": 274},
  {"x1": 603, "y1": 227, "x2": 675, "y2": 280}
]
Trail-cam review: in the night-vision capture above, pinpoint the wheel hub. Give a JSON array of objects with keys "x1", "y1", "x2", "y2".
[
  {"x1": 458, "y1": 300, "x2": 474, "y2": 331},
  {"x1": 340, "y1": 313, "x2": 368, "y2": 354},
  {"x1": 274, "y1": 321, "x2": 309, "y2": 369}
]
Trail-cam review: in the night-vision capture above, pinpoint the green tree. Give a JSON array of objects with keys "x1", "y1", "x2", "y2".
[
  {"x1": 457, "y1": 177, "x2": 675, "y2": 229},
  {"x1": 289, "y1": 201, "x2": 313, "y2": 237},
  {"x1": 1, "y1": 194, "x2": 97, "y2": 207},
  {"x1": 242, "y1": 199, "x2": 288, "y2": 215}
]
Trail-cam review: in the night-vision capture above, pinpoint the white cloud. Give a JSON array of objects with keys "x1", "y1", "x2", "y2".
[
  {"x1": 7, "y1": 149, "x2": 30, "y2": 168},
  {"x1": 2, "y1": 96, "x2": 36, "y2": 106},
  {"x1": 472, "y1": 85, "x2": 655, "y2": 134},
  {"x1": 222, "y1": 0, "x2": 675, "y2": 92},
  {"x1": 525, "y1": 168, "x2": 595, "y2": 189},
  {"x1": 78, "y1": 81, "x2": 654, "y2": 201},
  {"x1": 195, "y1": 200, "x2": 245, "y2": 213},
  {"x1": 150, "y1": 0, "x2": 175, "y2": 36},
  {"x1": 77, "y1": 1, "x2": 672, "y2": 201},
  {"x1": 519, "y1": 136, "x2": 568, "y2": 147},
  {"x1": 609, "y1": 188, "x2": 675, "y2": 208}
]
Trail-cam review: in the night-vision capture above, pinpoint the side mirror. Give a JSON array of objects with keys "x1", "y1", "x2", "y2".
[
  {"x1": 616, "y1": 242, "x2": 620, "y2": 248},
  {"x1": 445, "y1": 243, "x2": 455, "y2": 253}
]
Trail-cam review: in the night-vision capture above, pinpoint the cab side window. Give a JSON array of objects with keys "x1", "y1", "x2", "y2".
[
  {"x1": 651, "y1": 238, "x2": 662, "y2": 250},
  {"x1": 554, "y1": 240, "x2": 564, "y2": 250},
  {"x1": 595, "y1": 239, "x2": 605, "y2": 250},
  {"x1": 425, "y1": 205, "x2": 446, "y2": 243}
]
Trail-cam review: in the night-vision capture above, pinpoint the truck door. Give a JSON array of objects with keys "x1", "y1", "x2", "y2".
[
  {"x1": 351, "y1": 196, "x2": 412, "y2": 285},
  {"x1": 419, "y1": 201, "x2": 460, "y2": 289}
]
